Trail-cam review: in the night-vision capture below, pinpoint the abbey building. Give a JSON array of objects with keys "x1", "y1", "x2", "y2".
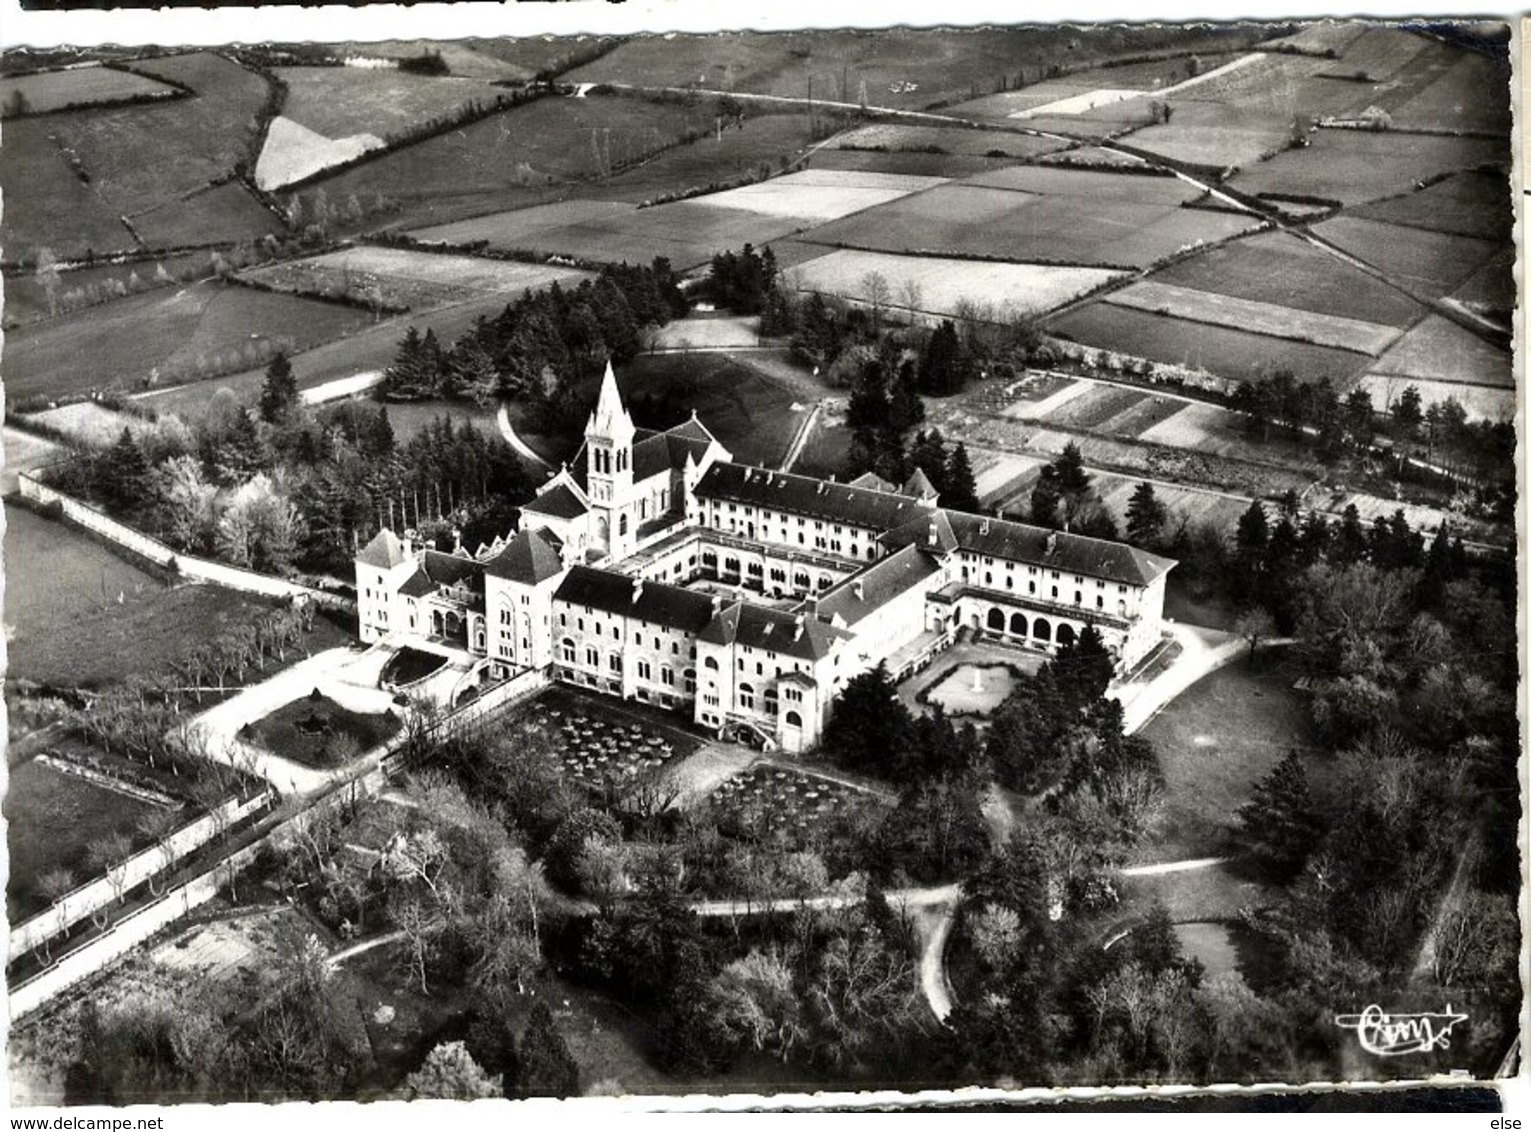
[{"x1": 356, "y1": 363, "x2": 1175, "y2": 753}]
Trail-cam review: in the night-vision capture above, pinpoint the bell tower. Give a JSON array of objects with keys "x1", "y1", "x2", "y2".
[{"x1": 585, "y1": 360, "x2": 635, "y2": 557}]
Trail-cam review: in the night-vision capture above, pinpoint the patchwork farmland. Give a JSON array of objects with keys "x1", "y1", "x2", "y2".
[{"x1": 0, "y1": 64, "x2": 178, "y2": 115}]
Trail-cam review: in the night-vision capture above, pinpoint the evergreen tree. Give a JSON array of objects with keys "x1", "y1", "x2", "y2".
[
  {"x1": 1235, "y1": 750, "x2": 1324, "y2": 881},
  {"x1": 1051, "y1": 624, "x2": 1115, "y2": 703},
  {"x1": 1416, "y1": 524, "x2": 1455, "y2": 610},
  {"x1": 516, "y1": 1002, "x2": 579, "y2": 1099},
  {"x1": 846, "y1": 360, "x2": 891, "y2": 431},
  {"x1": 382, "y1": 327, "x2": 439, "y2": 401},
  {"x1": 887, "y1": 358, "x2": 925, "y2": 432},
  {"x1": 1332, "y1": 503, "x2": 1369, "y2": 565},
  {"x1": 1233, "y1": 499, "x2": 1269, "y2": 604},
  {"x1": 943, "y1": 444, "x2": 979, "y2": 513},
  {"x1": 1029, "y1": 466, "x2": 1061, "y2": 529},
  {"x1": 823, "y1": 662, "x2": 914, "y2": 775},
  {"x1": 212, "y1": 411, "x2": 271, "y2": 486},
  {"x1": 1124, "y1": 481, "x2": 1167, "y2": 548},
  {"x1": 908, "y1": 429, "x2": 949, "y2": 495},
  {"x1": 101, "y1": 427, "x2": 150, "y2": 514},
  {"x1": 918, "y1": 319, "x2": 972, "y2": 396},
  {"x1": 258, "y1": 352, "x2": 300, "y2": 424}
]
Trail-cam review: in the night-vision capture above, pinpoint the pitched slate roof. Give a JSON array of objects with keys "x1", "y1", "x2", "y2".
[
  {"x1": 694, "y1": 462, "x2": 930, "y2": 531},
  {"x1": 357, "y1": 528, "x2": 408, "y2": 569},
  {"x1": 849, "y1": 471, "x2": 896, "y2": 492},
  {"x1": 698, "y1": 600, "x2": 850, "y2": 660},
  {"x1": 903, "y1": 467, "x2": 939, "y2": 500},
  {"x1": 816, "y1": 544, "x2": 942, "y2": 626},
  {"x1": 882, "y1": 509, "x2": 1174, "y2": 587},
  {"x1": 484, "y1": 527, "x2": 565, "y2": 585},
  {"x1": 554, "y1": 565, "x2": 717, "y2": 634},
  {"x1": 399, "y1": 549, "x2": 486, "y2": 603},
  {"x1": 521, "y1": 481, "x2": 589, "y2": 520}
]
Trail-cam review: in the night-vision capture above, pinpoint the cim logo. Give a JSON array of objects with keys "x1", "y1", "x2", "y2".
[{"x1": 1334, "y1": 1004, "x2": 1468, "y2": 1056}]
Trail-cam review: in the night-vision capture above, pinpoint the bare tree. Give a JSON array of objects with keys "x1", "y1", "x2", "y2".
[{"x1": 861, "y1": 271, "x2": 891, "y2": 332}]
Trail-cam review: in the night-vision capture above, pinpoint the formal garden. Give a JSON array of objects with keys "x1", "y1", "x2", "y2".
[{"x1": 243, "y1": 688, "x2": 403, "y2": 770}]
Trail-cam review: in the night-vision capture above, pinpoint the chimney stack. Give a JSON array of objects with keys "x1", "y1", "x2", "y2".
[
  {"x1": 632, "y1": 577, "x2": 644, "y2": 603},
  {"x1": 981, "y1": 518, "x2": 990, "y2": 535},
  {"x1": 853, "y1": 580, "x2": 864, "y2": 600},
  {"x1": 794, "y1": 612, "x2": 805, "y2": 642},
  {"x1": 712, "y1": 594, "x2": 723, "y2": 613},
  {"x1": 927, "y1": 520, "x2": 938, "y2": 547},
  {"x1": 1045, "y1": 531, "x2": 1058, "y2": 555}
]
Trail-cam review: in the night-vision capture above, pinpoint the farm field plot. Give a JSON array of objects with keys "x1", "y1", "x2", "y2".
[
  {"x1": 1102, "y1": 279, "x2": 1400, "y2": 354},
  {"x1": 612, "y1": 351, "x2": 806, "y2": 468},
  {"x1": 690, "y1": 169, "x2": 948, "y2": 223},
  {"x1": 598, "y1": 112, "x2": 818, "y2": 201},
  {"x1": 829, "y1": 123, "x2": 1067, "y2": 159},
  {"x1": 568, "y1": 26, "x2": 1254, "y2": 112},
  {"x1": 1094, "y1": 389, "x2": 1189, "y2": 437},
  {"x1": 808, "y1": 149, "x2": 1004, "y2": 178},
  {"x1": 242, "y1": 246, "x2": 591, "y2": 310},
  {"x1": 129, "y1": 180, "x2": 280, "y2": 248},
  {"x1": 3, "y1": 280, "x2": 374, "y2": 401},
  {"x1": 1390, "y1": 49, "x2": 1511, "y2": 135},
  {"x1": 1138, "y1": 400, "x2": 1267, "y2": 456},
  {"x1": 795, "y1": 181, "x2": 1259, "y2": 270},
  {"x1": 273, "y1": 66, "x2": 512, "y2": 143},
  {"x1": 787, "y1": 250, "x2": 1124, "y2": 319},
  {"x1": 48, "y1": 52, "x2": 272, "y2": 218},
  {"x1": 963, "y1": 164, "x2": 1198, "y2": 202},
  {"x1": 3, "y1": 251, "x2": 206, "y2": 327},
  {"x1": 1119, "y1": 99, "x2": 1308, "y2": 172},
  {"x1": 300, "y1": 94, "x2": 722, "y2": 232},
  {"x1": 1310, "y1": 215, "x2": 1501, "y2": 301},
  {"x1": 3, "y1": 504, "x2": 278, "y2": 689},
  {"x1": 328, "y1": 40, "x2": 543, "y2": 81},
  {"x1": 0, "y1": 64, "x2": 177, "y2": 114},
  {"x1": 1229, "y1": 129, "x2": 1504, "y2": 208},
  {"x1": 23, "y1": 402, "x2": 157, "y2": 448},
  {"x1": 1356, "y1": 374, "x2": 1513, "y2": 422},
  {"x1": 1260, "y1": 21, "x2": 1367, "y2": 55},
  {"x1": 1348, "y1": 170, "x2": 1511, "y2": 242},
  {"x1": 1364, "y1": 314, "x2": 1511, "y2": 388},
  {"x1": 1046, "y1": 302, "x2": 1371, "y2": 386},
  {"x1": 411, "y1": 198, "x2": 635, "y2": 246},
  {"x1": 967, "y1": 447, "x2": 1047, "y2": 505},
  {"x1": 1043, "y1": 385, "x2": 1148, "y2": 430},
  {"x1": 1039, "y1": 145, "x2": 1150, "y2": 169},
  {"x1": 254, "y1": 116, "x2": 383, "y2": 191},
  {"x1": 5, "y1": 757, "x2": 162, "y2": 923},
  {"x1": 983, "y1": 456, "x2": 1253, "y2": 534},
  {"x1": 1314, "y1": 24, "x2": 1429, "y2": 81},
  {"x1": 1145, "y1": 229, "x2": 1427, "y2": 327},
  {"x1": 1450, "y1": 250, "x2": 1515, "y2": 319},
  {"x1": 997, "y1": 375, "x2": 1091, "y2": 418},
  {"x1": 0, "y1": 117, "x2": 139, "y2": 261}
]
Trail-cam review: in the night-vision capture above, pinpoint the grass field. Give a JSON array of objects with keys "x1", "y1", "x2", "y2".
[
  {"x1": 242, "y1": 246, "x2": 591, "y2": 310},
  {"x1": 1363, "y1": 314, "x2": 1512, "y2": 388},
  {"x1": 3, "y1": 504, "x2": 281, "y2": 689},
  {"x1": 652, "y1": 315, "x2": 762, "y2": 350},
  {"x1": 414, "y1": 198, "x2": 802, "y2": 271},
  {"x1": 788, "y1": 250, "x2": 1124, "y2": 319},
  {"x1": 294, "y1": 94, "x2": 722, "y2": 232},
  {"x1": 0, "y1": 117, "x2": 140, "y2": 262},
  {"x1": 377, "y1": 399, "x2": 500, "y2": 443},
  {"x1": 1120, "y1": 99, "x2": 1307, "y2": 172},
  {"x1": 5, "y1": 757, "x2": 163, "y2": 922},
  {"x1": 596, "y1": 112, "x2": 818, "y2": 201},
  {"x1": 129, "y1": 180, "x2": 281, "y2": 249},
  {"x1": 1450, "y1": 249, "x2": 1514, "y2": 319},
  {"x1": 1102, "y1": 279, "x2": 1400, "y2": 354},
  {"x1": 1349, "y1": 170, "x2": 1511, "y2": 243},
  {"x1": 568, "y1": 26, "x2": 1256, "y2": 112},
  {"x1": 328, "y1": 39, "x2": 546, "y2": 81},
  {"x1": 0, "y1": 65, "x2": 177, "y2": 114},
  {"x1": 255, "y1": 115, "x2": 385, "y2": 191},
  {"x1": 1047, "y1": 301, "x2": 1372, "y2": 386},
  {"x1": 612, "y1": 351, "x2": 808, "y2": 468},
  {"x1": 829, "y1": 122, "x2": 1068, "y2": 159},
  {"x1": 1230, "y1": 129, "x2": 1505, "y2": 209},
  {"x1": 690, "y1": 169, "x2": 947, "y2": 223},
  {"x1": 274, "y1": 66, "x2": 512, "y2": 143},
  {"x1": 1390, "y1": 49, "x2": 1511, "y2": 135},
  {"x1": 1144, "y1": 230, "x2": 1427, "y2": 327},
  {"x1": 3, "y1": 251, "x2": 206, "y2": 327},
  {"x1": 1309, "y1": 215, "x2": 1501, "y2": 301},
  {"x1": 795, "y1": 171, "x2": 1260, "y2": 270},
  {"x1": 1137, "y1": 650, "x2": 1318, "y2": 861},
  {"x1": 23, "y1": 402, "x2": 156, "y2": 447},
  {"x1": 4, "y1": 280, "x2": 375, "y2": 400}
]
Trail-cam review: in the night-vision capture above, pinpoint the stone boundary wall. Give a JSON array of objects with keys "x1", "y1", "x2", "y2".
[{"x1": 17, "y1": 471, "x2": 354, "y2": 611}]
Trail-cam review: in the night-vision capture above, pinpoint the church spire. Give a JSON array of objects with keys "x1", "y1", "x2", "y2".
[{"x1": 586, "y1": 359, "x2": 633, "y2": 442}]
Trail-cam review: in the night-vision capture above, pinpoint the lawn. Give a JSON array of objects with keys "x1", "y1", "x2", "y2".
[
  {"x1": 607, "y1": 350, "x2": 809, "y2": 468},
  {"x1": 245, "y1": 689, "x2": 401, "y2": 769},
  {"x1": 3, "y1": 279, "x2": 375, "y2": 400},
  {"x1": 1364, "y1": 314, "x2": 1512, "y2": 389},
  {"x1": 379, "y1": 646, "x2": 448, "y2": 687},
  {"x1": 4, "y1": 755, "x2": 164, "y2": 922},
  {"x1": 1146, "y1": 229, "x2": 1428, "y2": 328},
  {"x1": 1046, "y1": 302, "x2": 1373, "y2": 386},
  {"x1": 0, "y1": 65, "x2": 177, "y2": 114},
  {"x1": 2, "y1": 503, "x2": 289, "y2": 689},
  {"x1": 787, "y1": 249, "x2": 1124, "y2": 320},
  {"x1": 273, "y1": 66, "x2": 513, "y2": 143},
  {"x1": 921, "y1": 662, "x2": 1023, "y2": 716},
  {"x1": 1135, "y1": 649, "x2": 1319, "y2": 863},
  {"x1": 241, "y1": 247, "x2": 592, "y2": 311},
  {"x1": 1102, "y1": 279, "x2": 1400, "y2": 355}
]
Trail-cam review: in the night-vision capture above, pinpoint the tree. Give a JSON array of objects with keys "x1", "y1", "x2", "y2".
[
  {"x1": 1233, "y1": 606, "x2": 1276, "y2": 661},
  {"x1": 35, "y1": 246, "x2": 61, "y2": 317},
  {"x1": 1124, "y1": 481, "x2": 1168, "y2": 548},
  {"x1": 516, "y1": 1002, "x2": 579, "y2": 1098},
  {"x1": 943, "y1": 444, "x2": 979, "y2": 513},
  {"x1": 1029, "y1": 466, "x2": 1061, "y2": 529},
  {"x1": 1236, "y1": 752, "x2": 1322, "y2": 882},
  {"x1": 861, "y1": 270, "x2": 891, "y2": 332},
  {"x1": 405, "y1": 1041, "x2": 501, "y2": 1100},
  {"x1": 101, "y1": 427, "x2": 151, "y2": 515},
  {"x1": 822, "y1": 662, "x2": 913, "y2": 774},
  {"x1": 258, "y1": 353, "x2": 300, "y2": 424}
]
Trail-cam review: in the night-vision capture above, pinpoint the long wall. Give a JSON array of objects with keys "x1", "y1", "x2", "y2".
[
  {"x1": 9, "y1": 789, "x2": 273, "y2": 961},
  {"x1": 17, "y1": 472, "x2": 354, "y2": 611}
]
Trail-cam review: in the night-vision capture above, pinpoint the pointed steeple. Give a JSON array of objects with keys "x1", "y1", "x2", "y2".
[{"x1": 586, "y1": 360, "x2": 634, "y2": 444}]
